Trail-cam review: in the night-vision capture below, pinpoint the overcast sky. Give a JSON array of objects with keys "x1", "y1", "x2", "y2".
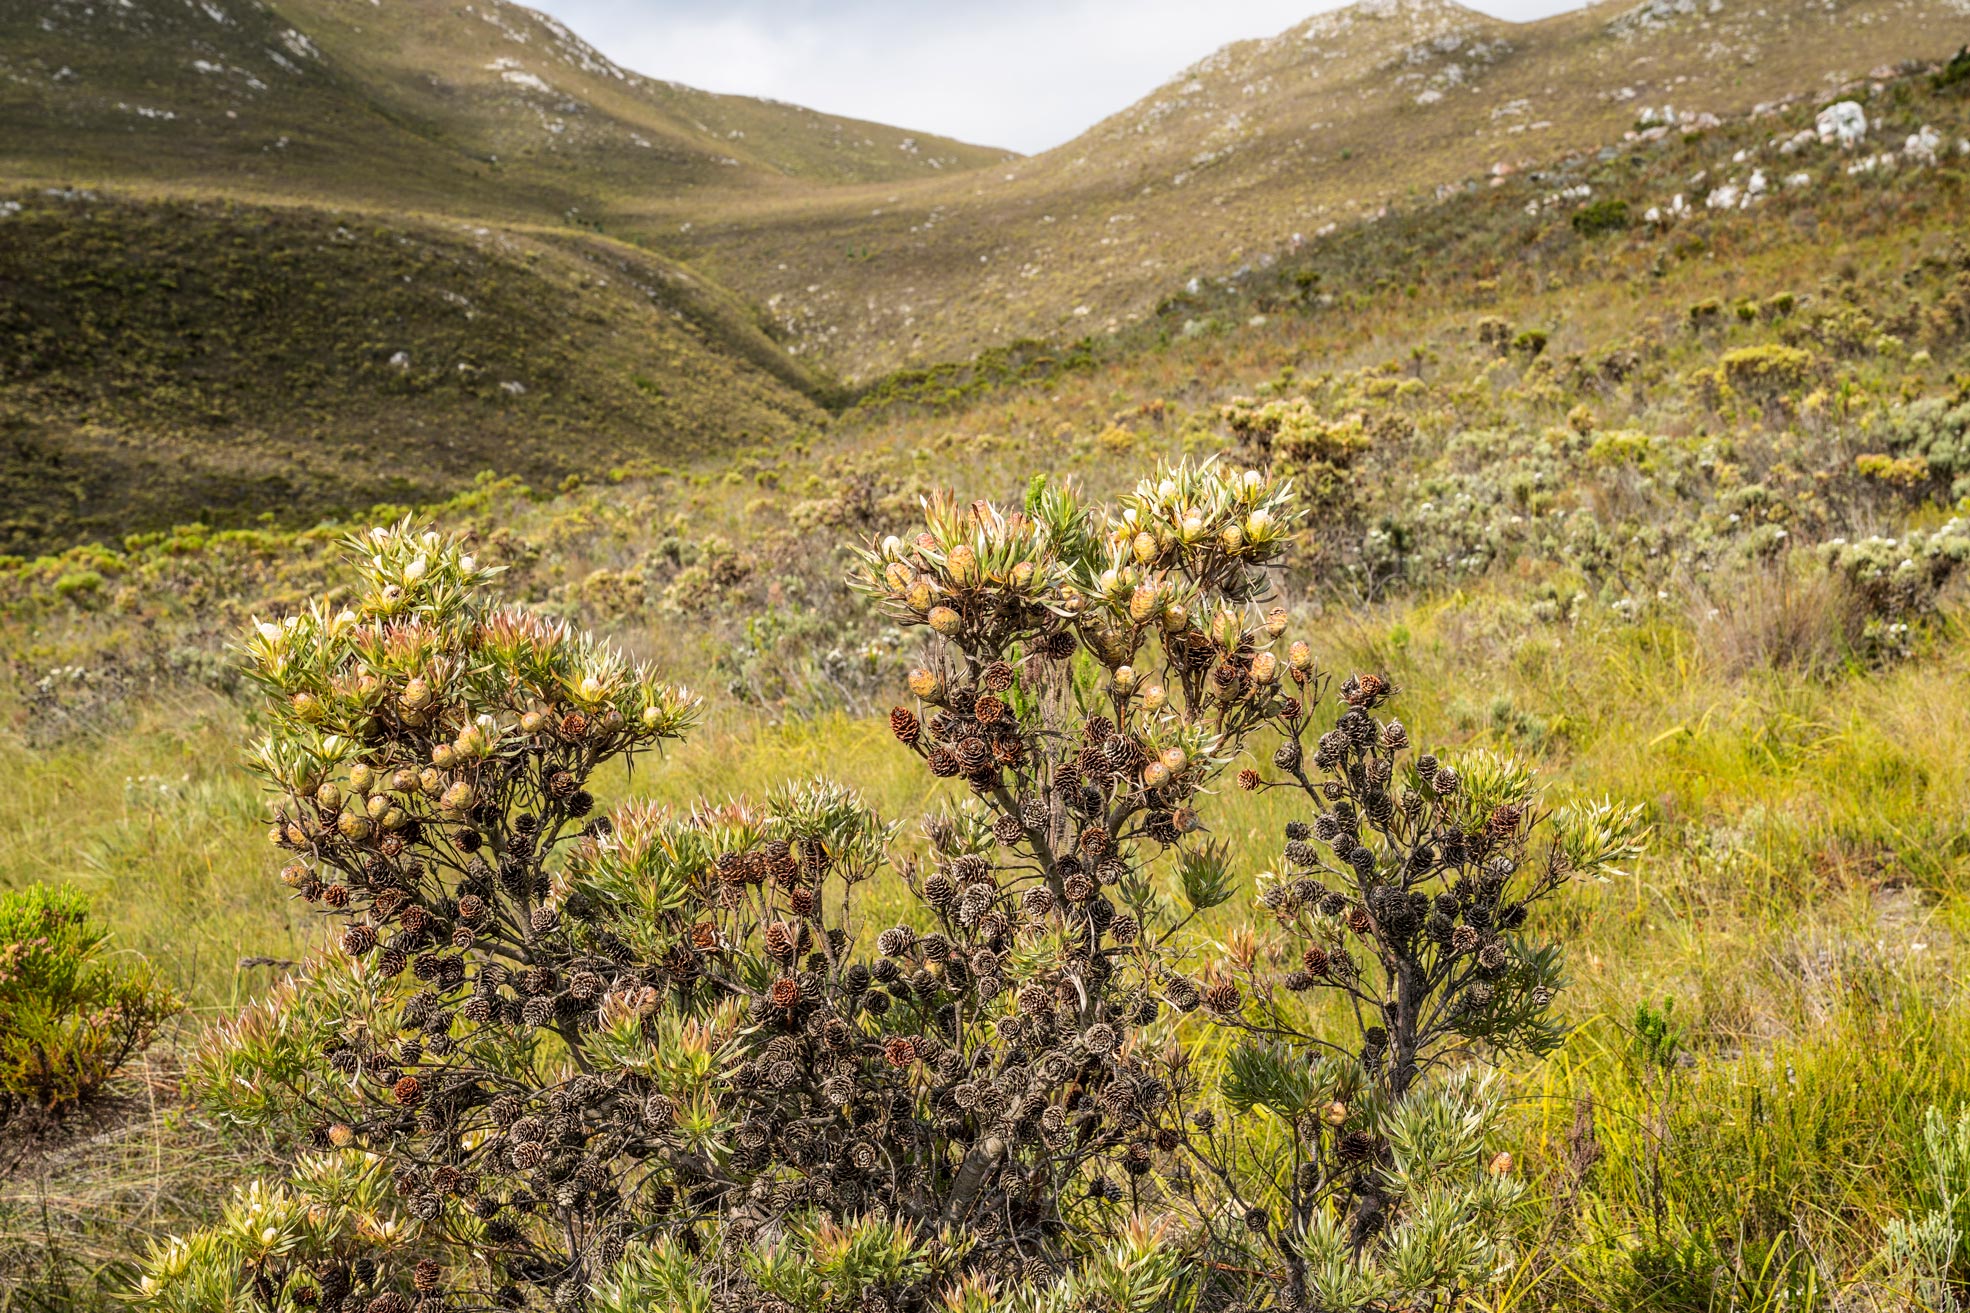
[{"x1": 529, "y1": 0, "x2": 1590, "y2": 154}]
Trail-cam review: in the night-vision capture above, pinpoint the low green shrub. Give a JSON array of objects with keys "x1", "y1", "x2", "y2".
[
  {"x1": 1818, "y1": 517, "x2": 1970, "y2": 627},
  {"x1": 1511, "y1": 329, "x2": 1549, "y2": 359},
  {"x1": 1571, "y1": 198, "x2": 1632, "y2": 236},
  {"x1": 1717, "y1": 344, "x2": 1818, "y2": 398},
  {"x1": 1935, "y1": 44, "x2": 1970, "y2": 92},
  {"x1": 0, "y1": 883, "x2": 178, "y2": 1123},
  {"x1": 1877, "y1": 1102, "x2": 1970, "y2": 1309},
  {"x1": 1877, "y1": 396, "x2": 1970, "y2": 501}
]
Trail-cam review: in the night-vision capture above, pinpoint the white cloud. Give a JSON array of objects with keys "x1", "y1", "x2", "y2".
[{"x1": 527, "y1": 0, "x2": 1589, "y2": 153}]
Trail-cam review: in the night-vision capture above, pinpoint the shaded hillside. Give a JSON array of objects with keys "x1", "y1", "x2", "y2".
[
  {"x1": 645, "y1": 0, "x2": 1970, "y2": 377},
  {"x1": 0, "y1": 192, "x2": 829, "y2": 553}
]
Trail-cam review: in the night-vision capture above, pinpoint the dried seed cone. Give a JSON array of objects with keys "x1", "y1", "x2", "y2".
[
  {"x1": 1203, "y1": 979, "x2": 1242, "y2": 1015},
  {"x1": 1338, "y1": 1130, "x2": 1379, "y2": 1163}
]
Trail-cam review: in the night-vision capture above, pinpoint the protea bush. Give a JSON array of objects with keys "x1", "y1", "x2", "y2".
[{"x1": 142, "y1": 466, "x2": 1637, "y2": 1313}]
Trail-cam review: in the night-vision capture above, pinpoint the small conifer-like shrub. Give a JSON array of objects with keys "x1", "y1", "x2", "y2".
[
  {"x1": 0, "y1": 882, "x2": 178, "y2": 1125},
  {"x1": 1187, "y1": 672, "x2": 1646, "y2": 1309}
]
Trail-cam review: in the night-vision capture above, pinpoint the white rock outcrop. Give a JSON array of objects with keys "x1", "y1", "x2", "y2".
[{"x1": 1815, "y1": 101, "x2": 1867, "y2": 149}]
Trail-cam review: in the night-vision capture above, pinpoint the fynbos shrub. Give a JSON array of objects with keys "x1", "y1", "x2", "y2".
[
  {"x1": 149, "y1": 462, "x2": 1310, "y2": 1312},
  {"x1": 143, "y1": 468, "x2": 1644, "y2": 1313},
  {"x1": 840, "y1": 462, "x2": 1299, "y2": 1254}
]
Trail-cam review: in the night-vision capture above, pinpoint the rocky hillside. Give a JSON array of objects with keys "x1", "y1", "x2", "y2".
[
  {"x1": 650, "y1": 0, "x2": 1970, "y2": 376},
  {"x1": 2, "y1": 0, "x2": 1965, "y2": 549},
  {"x1": 0, "y1": 0, "x2": 1012, "y2": 217}
]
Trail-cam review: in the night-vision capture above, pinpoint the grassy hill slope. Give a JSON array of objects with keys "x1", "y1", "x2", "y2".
[
  {"x1": 0, "y1": 190, "x2": 830, "y2": 553},
  {"x1": 0, "y1": 0, "x2": 1023, "y2": 551}
]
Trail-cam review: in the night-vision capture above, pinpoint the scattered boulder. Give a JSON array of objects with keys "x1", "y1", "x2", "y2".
[{"x1": 1815, "y1": 101, "x2": 1867, "y2": 149}]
